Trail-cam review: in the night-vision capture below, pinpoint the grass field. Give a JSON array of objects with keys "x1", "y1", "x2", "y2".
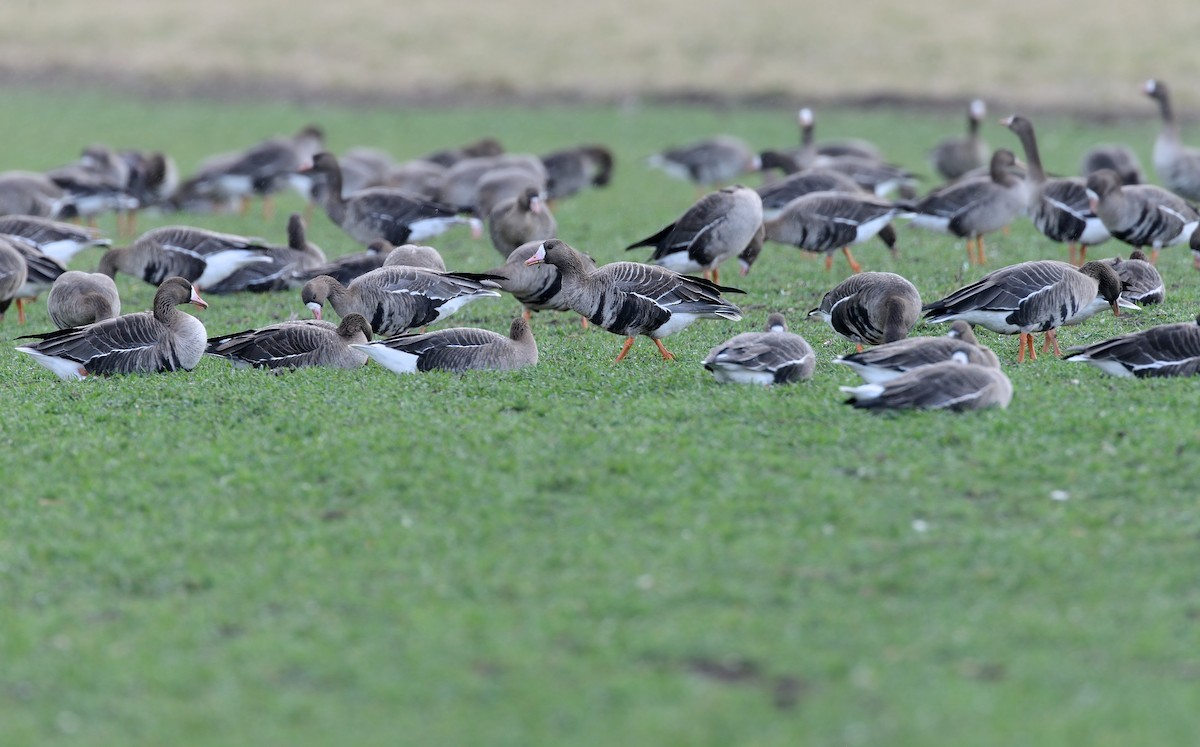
[{"x1": 3, "y1": 87, "x2": 1200, "y2": 746}]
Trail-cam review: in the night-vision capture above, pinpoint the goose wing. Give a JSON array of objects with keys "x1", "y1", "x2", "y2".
[
  {"x1": 18, "y1": 312, "x2": 185, "y2": 373},
  {"x1": 206, "y1": 320, "x2": 337, "y2": 368},
  {"x1": 376, "y1": 327, "x2": 505, "y2": 372},
  {"x1": 1067, "y1": 322, "x2": 1200, "y2": 377}
]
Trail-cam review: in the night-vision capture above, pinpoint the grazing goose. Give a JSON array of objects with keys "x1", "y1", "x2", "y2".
[
  {"x1": 46, "y1": 144, "x2": 138, "y2": 223},
  {"x1": 352, "y1": 317, "x2": 537, "y2": 375},
  {"x1": 1002, "y1": 115, "x2": 1110, "y2": 265},
  {"x1": 287, "y1": 239, "x2": 390, "y2": 287},
  {"x1": 474, "y1": 166, "x2": 548, "y2": 218},
  {"x1": 1084, "y1": 169, "x2": 1199, "y2": 264},
  {"x1": 930, "y1": 99, "x2": 990, "y2": 181},
  {"x1": 790, "y1": 108, "x2": 884, "y2": 168},
  {"x1": 756, "y1": 167, "x2": 865, "y2": 219},
  {"x1": 6, "y1": 239, "x2": 66, "y2": 324},
  {"x1": 0, "y1": 171, "x2": 70, "y2": 218},
  {"x1": 381, "y1": 159, "x2": 446, "y2": 200},
  {"x1": 46, "y1": 271, "x2": 121, "y2": 329},
  {"x1": 98, "y1": 226, "x2": 273, "y2": 289},
  {"x1": 419, "y1": 137, "x2": 505, "y2": 168},
  {"x1": 760, "y1": 150, "x2": 918, "y2": 197},
  {"x1": 1104, "y1": 250, "x2": 1164, "y2": 304},
  {"x1": 485, "y1": 240, "x2": 596, "y2": 322},
  {"x1": 626, "y1": 185, "x2": 764, "y2": 282},
  {"x1": 808, "y1": 272, "x2": 921, "y2": 348},
  {"x1": 307, "y1": 153, "x2": 480, "y2": 246},
  {"x1": 833, "y1": 320, "x2": 1000, "y2": 383},
  {"x1": 300, "y1": 267, "x2": 501, "y2": 336},
  {"x1": 524, "y1": 239, "x2": 743, "y2": 361},
  {"x1": 434, "y1": 155, "x2": 547, "y2": 213},
  {"x1": 205, "y1": 213, "x2": 328, "y2": 293},
  {"x1": 908, "y1": 148, "x2": 1029, "y2": 264},
  {"x1": 841, "y1": 360, "x2": 1013, "y2": 411},
  {"x1": 1143, "y1": 79, "x2": 1200, "y2": 202},
  {"x1": 15, "y1": 276, "x2": 207, "y2": 380},
  {"x1": 923, "y1": 259, "x2": 1133, "y2": 362},
  {"x1": 541, "y1": 145, "x2": 614, "y2": 201},
  {"x1": 764, "y1": 192, "x2": 904, "y2": 273},
  {"x1": 702, "y1": 313, "x2": 815, "y2": 385},
  {"x1": 382, "y1": 243, "x2": 447, "y2": 272},
  {"x1": 0, "y1": 215, "x2": 111, "y2": 265},
  {"x1": 116, "y1": 150, "x2": 177, "y2": 236},
  {"x1": 488, "y1": 187, "x2": 558, "y2": 258},
  {"x1": 1065, "y1": 314, "x2": 1200, "y2": 378},
  {"x1": 205, "y1": 313, "x2": 372, "y2": 370},
  {"x1": 646, "y1": 135, "x2": 761, "y2": 188},
  {"x1": 0, "y1": 238, "x2": 28, "y2": 322},
  {"x1": 1081, "y1": 144, "x2": 1143, "y2": 186}
]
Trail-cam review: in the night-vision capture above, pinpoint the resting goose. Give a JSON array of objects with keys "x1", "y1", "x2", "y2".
[
  {"x1": 833, "y1": 320, "x2": 1000, "y2": 383},
  {"x1": 646, "y1": 135, "x2": 761, "y2": 188},
  {"x1": 46, "y1": 271, "x2": 121, "y2": 329},
  {"x1": 488, "y1": 187, "x2": 558, "y2": 258},
  {"x1": 300, "y1": 266, "x2": 501, "y2": 337},
  {"x1": 15, "y1": 276, "x2": 207, "y2": 380},
  {"x1": 541, "y1": 145, "x2": 614, "y2": 201},
  {"x1": 353, "y1": 317, "x2": 537, "y2": 375},
  {"x1": 524, "y1": 239, "x2": 743, "y2": 361},
  {"x1": 6, "y1": 240, "x2": 66, "y2": 324},
  {"x1": 46, "y1": 144, "x2": 137, "y2": 223},
  {"x1": 485, "y1": 241, "x2": 595, "y2": 323},
  {"x1": 1065, "y1": 314, "x2": 1200, "y2": 378},
  {"x1": 1002, "y1": 115, "x2": 1110, "y2": 265},
  {"x1": 923, "y1": 259, "x2": 1133, "y2": 362},
  {"x1": 764, "y1": 191, "x2": 904, "y2": 273},
  {"x1": 0, "y1": 238, "x2": 28, "y2": 322},
  {"x1": 1081, "y1": 144, "x2": 1143, "y2": 186},
  {"x1": 382, "y1": 243, "x2": 447, "y2": 272},
  {"x1": 307, "y1": 152, "x2": 479, "y2": 246},
  {"x1": 434, "y1": 155, "x2": 547, "y2": 214},
  {"x1": 930, "y1": 99, "x2": 990, "y2": 181},
  {"x1": 1084, "y1": 169, "x2": 1199, "y2": 264},
  {"x1": 702, "y1": 313, "x2": 815, "y2": 385},
  {"x1": 0, "y1": 172, "x2": 69, "y2": 218},
  {"x1": 841, "y1": 360, "x2": 1013, "y2": 411},
  {"x1": 791, "y1": 108, "x2": 884, "y2": 168},
  {"x1": 1104, "y1": 251, "x2": 1164, "y2": 304},
  {"x1": 98, "y1": 226, "x2": 273, "y2": 289},
  {"x1": 908, "y1": 148, "x2": 1029, "y2": 264},
  {"x1": 0, "y1": 215, "x2": 111, "y2": 265},
  {"x1": 204, "y1": 213, "x2": 327, "y2": 294},
  {"x1": 626, "y1": 185, "x2": 764, "y2": 282},
  {"x1": 808, "y1": 272, "x2": 921, "y2": 348},
  {"x1": 206, "y1": 313, "x2": 372, "y2": 370},
  {"x1": 761, "y1": 150, "x2": 918, "y2": 198},
  {"x1": 419, "y1": 137, "x2": 504, "y2": 168},
  {"x1": 1143, "y1": 79, "x2": 1200, "y2": 202}
]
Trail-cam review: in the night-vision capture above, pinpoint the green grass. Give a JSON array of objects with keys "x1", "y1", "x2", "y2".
[{"x1": 2, "y1": 88, "x2": 1200, "y2": 746}]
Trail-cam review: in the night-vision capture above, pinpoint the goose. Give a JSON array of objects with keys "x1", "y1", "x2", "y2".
[
  {"x1": 97, "y1": 226, "x2": 273, "y2": 289},
  {"x1": 1103, "y1": 250, "x2": 1164, "y2": 304},
  {"x1": 764, "y1": 191, "x2": 904, "y2": 273},
  {"x1": 485, "y1": 240, "x2": 596, "y2": 322},
  {"x1": 46, "y1": 144, "x2": 137, "y2": 223},
  {"x1": 287, "y1": 239, "x2": 390, "y2": 287},
  {"x1": 1081, "y1": 144, "x2": 1143, "y2": 186},
  {"x1": 759, "y1": 150, "x2": 917, "y2": 197},
  {"x1": 116, "y1": 150, "x2": 178, "y2": 236},
  {"x1": 352, "y1": 317, "x2": 537, "y2": 375},
  {"x1": 6, "y1": 239, "x2": 66, "y2": 323},
  {"x1": 626, "y1": 185, "x2": 764, "y2": 282},
  {"x1": 702, "y1": 313, "x2": 815, "y2": 385},
  {"x1": 541, "y1": 145, "x2": 614, "y2": 201},
  {"x1": 841, "y1": 360, "x2": 1013, "y2": 411},
  {"x1": 205, "y1": 313, "x2": 372, "y2": 370},
  {"x1": 1065, "y1": 314, "x2": 1200, "y2": 377},
  {"x1": 0, "y1": 215, "x2": 110, "y2": 265},
  {"x1": 1084, "y1": 169, "x2": 1199, "y2": 264},
  {"x1": 930, "y1": 99, "x2": 990, "y2": 181},
  {"x1": 833, "y1": 321, "x2": 1000, "y2": 383},
  {"x1": 434, "y1": 155, "x2": 547, "y2": 213},
  {"x1": 46, "y1": 271, "x2": 121, "y2": 328},
  {"x1": 306, "y1": 152, "x2": 480, "y2": 246},
  {"x1": 381, "y1": 159, "x2": 446, "y2": 200},
  {"x1": 1002, "y1": 115, "x2": 1110, "y2": 265},
  {"x1": 488, "y1": 187, "x2": 558, "y2": 258},
  {"x1": 419, "y1": 137, "x2": 504, "y2": 168},
  {"x1": 808, "y1": 272, "x2": 921, "y2": 349},
  {"x1": 382, "y1": 243, "x2": 447, "y2": 272},
  {"x1": 524, "y1": 239, "x2": 743, "y2": 361},
  {"x1": 474, "y1": 167, "x2": 548, "y2": 218},
  {"x1": 923, "y1": 259, "x2": 1134, "y2": 362},
  {"x1": 0, "y1": 237, "x2": 28, "y2": 322},
  {"x1": 646, "y1": 135, "x2": 761, "y2": 189},
  {"x1": 204, "y1": 213, "x2": 328, "y2": 293},
  {"x1": 0, "y1": 171, "x2": 70, "y2": 218},
  {"x1": 756, "y1": 167, "x2": 866, "y2": 219},
  {"x1": 790, "y1": 108, "x2": 884, "y2": 169},
  {"x1": 300, "y1": 266, "x2": 501, "y2": 336},
  {"x1": 908, "y1": 148, "x2": 1029, "y2": 264},
  {"x1": 1143, "y1": 79, "x2": 1200, "y2": 202},
  {"x1": 15, "y1": 276, "x2": 207, "y2": 380}
]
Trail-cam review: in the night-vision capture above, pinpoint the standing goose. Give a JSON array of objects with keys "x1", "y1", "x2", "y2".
[
  {"x1": 1143, "y1": 79, "x2": 1200, "y2": 202},
  {"x1": 833, "y1": 321, "x2": 1000, "y2": 383},
  {"x1": 1084, "y1": 169, "x2": 1199, "y2": 264},
  {"x1": 15, "y1": 276, "x2": 207, "y2": 380},
  {"x1": 646, "y1": 135, "x2": 761, "y2": 189},
  {"x1": 923, "y1": 259, "x2": 1133, "y2": 362},
  {"x1": 1104, "y1": 250, "x2": 1164, "y2": 304},
  {"x1": 1081, "y1": 144, "x2": 1143, "y2": 186},
  {"x1": 382, "y1": 243, "x2": 447, "y2": 272},
  {"x1": 307, "y1": 152, "x2": 480, "y2": 246},
  {"x1": 541, "y1": 145, "x2": 614, "y2": 202},
  {"x1": 0, "y1": 237, "x2": 28, "y2": 322},
  {"x1": 46, "y1": 271, "x2": 121, "y2": 329},
  {"x1": 1002, "y1": 115, "x2": 1110, "y2": 265},
  {"x1": 929, "y1": 99, "x2": 990, "y2": 181},
  {"x1": 1065, "y1": 314, "x2": 1200, "y2": 378},
  {"x1": 352, "y1": 317, "x2": 537, "y2": 375},
  {"x1": 205, "y1": 213, "x2": 328, "y2": 293},
  {"x1": 524, "y1": 239, "x2": 743, "y2": 362},
  {"x1": 764, "y1": 192, "x2": 904, "y2": 273},
  {"x1": 756, "y1": 168, "x2": 865, "y2": 219},
  {"x1": 702, "y1": 313, "x2": 815, "y2": 385},
  {"x1": 205, "y1": 313, "x2": 372, "y2": 370},
  {"x1": 626, "y1": 185, "x2": 764, "y2": 282},
  {"x1": 488, "y1": 187, "x2": 558, "y2": 258},
  {"x1": 300, "y1": 266, "x2": 502, "y2": 336},
  {"x1": 841, "y1": 360, "x2": 1013, "y2": 412},
  {"x1": 808, "y1": 272, "x2": 921, "y2": 349},
  {"x1": 97, "y1": 226, "x2": 273, "y2": 289},
  {"x1": 0, "y1": 172, "x2": 70, "y2": 218},
  {"x1": 0, "y1": 216, "x2": 111, "y2": 265},
  {"x1": 485, "y1": 240, "x2": 596, "y2": 323},
  {"x1": 908, "y1": 148, "x2": 1029, "y2": 265}
]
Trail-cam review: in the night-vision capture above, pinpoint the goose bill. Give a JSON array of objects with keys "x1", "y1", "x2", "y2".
[
  {"x1": 190, "y1": 287, "x2": 209, "y2": 310},
  {"x1": 524, "y1": 244, "x2": 548, "y2": 266},
  {"x1": 306, "y1": 301, "x2": 323, "y2": 319}
]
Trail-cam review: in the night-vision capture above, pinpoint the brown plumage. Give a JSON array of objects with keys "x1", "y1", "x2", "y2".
[
  {"x1": 808, "y1": 272, "x2": 921, "y2": 348},
  {"x1": 46, "y1": 271, "x2": 121, "y2": 329},
  {"x1": 488, "y1": 187, "x2": 558, "y2": 258},
  {"x1": 206, "y1": 314, "x2": 372, "y2": 370},
  {"x1": 353, "y1": 317, "x2": 537, "y2": 375}
]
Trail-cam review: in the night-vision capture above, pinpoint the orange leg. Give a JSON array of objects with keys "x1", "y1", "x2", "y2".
[
  {"x1": 1149, "y1": 247, "x2": 1159, "y2": 265},
  {"x1": 1078, "y1": 245, "x2": 1087, "y2": 264},
  {"x1": 522, "y1": 308, "x2": 532, "y2": 321},
  {"x1": 614, "y1": 336, "x2": 636, "y2": 362},
  {"x1": 652, "y1": 338, "x2": 676, "y2": 360},
  {"x1": 824, "y1": 253, "x2": 834, "y2": 272},
  {"x1": 1027, "y1": 333, "x2": 1037, "y2": 361},
  {"x1": 965, "y1": 237, "x2": 977, "y2": 265},
  {"x1": 1067, "y1": 242, "x2": 1078, "y2": 266},
  {"x1": 1016, "y1": 333, "x2": 1026, "y2": 363},
  {"x1": 17, "y1": 298, "x2": 26, "y2": 324},
  {"x1": 842, "y1": 247, "x2": 862, "y2": 274},
  {"x1": 711, "y1": 267, "x2": 720, "y2": 285},
  {"x1": 1045, "y1": 329, "x2": 1061, "y2": 357},
  {"x1": 976, "y1": 235, "x2": 987, "y2": 265},
  {"x1": 580, "y1": 315, "x2": 590, "y2": 329},
  {"x1": 856, "y1": 343, "x2": 864, "y2": 353}
]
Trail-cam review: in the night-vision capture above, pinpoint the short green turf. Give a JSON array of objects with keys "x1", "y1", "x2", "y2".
[{"x1": 2, "y1": 89, "x2": 1199, "y2": 746}]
